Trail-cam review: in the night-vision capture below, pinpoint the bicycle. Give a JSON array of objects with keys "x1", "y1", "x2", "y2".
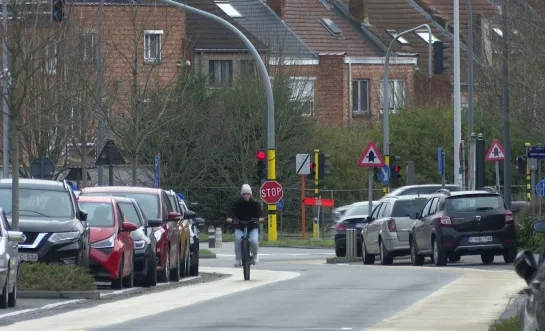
[{"x1": 233, "y1": 218, "x2": 259, "y2": 281}]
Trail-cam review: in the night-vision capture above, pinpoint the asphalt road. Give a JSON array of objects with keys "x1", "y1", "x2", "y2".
[{"x1": 0, "y1": 242, "x2": 526, "y2": 331}]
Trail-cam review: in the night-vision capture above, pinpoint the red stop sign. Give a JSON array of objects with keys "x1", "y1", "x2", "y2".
[{"x1": 260, "y1": 180, "x2": 283, "y2": 204}]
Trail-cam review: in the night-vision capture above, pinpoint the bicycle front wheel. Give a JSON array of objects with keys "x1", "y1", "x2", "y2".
[{"x1": 241, "y1": 238, "x2": 250, "y2": 280}]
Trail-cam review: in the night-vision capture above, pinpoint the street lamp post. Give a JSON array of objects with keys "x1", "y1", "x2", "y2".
[
  {"x1": 157, "y1": 0, "x2": 279, "y2": 240},
  {"x1": 2, "y1": 0, "x2": 9, "y2": 179},
  {"x1": 382, "y1": 24, "x2": 433, "y2": 176}
]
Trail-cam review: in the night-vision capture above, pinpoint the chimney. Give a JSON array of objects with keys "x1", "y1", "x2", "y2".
[
  {"x1": 349, "y1": 0, "x2": 369, "y2": 25},
  {"x1": 267, "y1": 0, "x2": 285, "y2": 18}
]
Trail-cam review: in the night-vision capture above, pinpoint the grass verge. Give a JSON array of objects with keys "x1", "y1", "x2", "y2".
[
  {"x1": 488, "y1": 315, "x2": 520, "y2": 331},
  {"x1": 260, "y1": 239, "x2": 334, "y2": 248},
  {"x1": 18, "y1": 262, "x2": 96, "y2": 291},
  {"x1": 198, "y1": 232, "x2": 235, "y2": 242},
  {"x1": 199, "y1": 249, "x2": 216, "y2": 257}
]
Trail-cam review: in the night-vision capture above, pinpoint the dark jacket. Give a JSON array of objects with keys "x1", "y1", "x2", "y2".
[{"x1": 228, "y1": 198, "x2": 262, "y2": 231}]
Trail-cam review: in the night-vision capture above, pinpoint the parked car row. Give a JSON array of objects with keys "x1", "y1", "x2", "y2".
[{"x1": 0, "y1": 178, "x2": 206, "y2": 308}]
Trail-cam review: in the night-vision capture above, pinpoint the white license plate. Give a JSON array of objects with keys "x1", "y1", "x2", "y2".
[
  {"x1": 19, "y1": 253, "x2": 38, "y2": 262},
  {"x1": 355, "y1": 223, "x2": 364, "y2": 228},
  {"x1": 468, "y1": 236, "x2": 493, "y2": 243}
]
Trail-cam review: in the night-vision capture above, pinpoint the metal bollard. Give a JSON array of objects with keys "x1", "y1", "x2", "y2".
[
  {"x1": 208, "y1": 225, "x2": 216, "y2": 248},
  {"x1": 215, "y1": 227, "x2": 223, "y2": 248},
  {"x1": 346, "y1": 229, "x2": 357, "y2": 258}
]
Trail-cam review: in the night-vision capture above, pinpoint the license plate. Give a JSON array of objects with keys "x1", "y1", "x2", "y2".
[
  {"x1": 355, "y1": 223, "x2": 364, "y2": 228},
  {"x1": 468, "y1": 236, "x2": 493, "y2": 243},
  {"x1": 19, "y1": 253, "x2": 38, "y2": 262}
]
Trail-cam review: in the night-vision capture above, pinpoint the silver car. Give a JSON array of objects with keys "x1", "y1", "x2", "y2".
[
  {"x1": 0, "y1": 208, "x2": 25, "y2": 308},
  {"x1": 361, "y1": 195, "x2": 429, "y2": 265}
]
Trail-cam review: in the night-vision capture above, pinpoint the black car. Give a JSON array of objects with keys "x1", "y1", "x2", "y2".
[
  {"x1": 112, "y1": 196, "x2": 160, "y2": 287},
  {"x1": 408, "y1": 189, "x2": 517, "y2": 266},
  {"x1": 514, "y1": 220, "x2": 545, "y2": 331},
  {"x1": 0, "y1": 179, "x2": 90, "y2": 267}
]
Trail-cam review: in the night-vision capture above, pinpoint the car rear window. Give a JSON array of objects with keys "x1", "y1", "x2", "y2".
[
  {"x1": 79, "y1": 202, "x2": 114, "y2": 227},
  {"x1": 446, "y1": 194, "x2": 504, "y2": 212},
  {"x1": 344, "y1": 203, "x2": 377, "y2": 217},
  {"x1": 391, "y1": 199, "x2": 428, "y2": 217},
  {"x1": 82, "y1": 192, "x2": 160, "y2": 220}
]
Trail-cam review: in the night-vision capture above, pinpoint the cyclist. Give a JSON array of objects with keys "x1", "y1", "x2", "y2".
[{"x1": 226, "y1": 184, "x2": 264, "y2": 267}]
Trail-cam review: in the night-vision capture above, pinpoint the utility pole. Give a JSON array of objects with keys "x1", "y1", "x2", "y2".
[
  {"x1": 2, "y1": 0, "x2": 9, "y2": 179},
  {"x1": 453, "y1": 0, "x2": 462, "y2": 187},
  {"x1": 96, "y1": 0, "x2": 105, "y2": 186},
  {"x1": 502, "y1": 0, "x2": 512, "y2": 209}
]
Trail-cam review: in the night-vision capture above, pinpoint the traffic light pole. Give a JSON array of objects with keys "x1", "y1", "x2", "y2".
[
  {"x1": 382, "y1": 24, "x2": 433, "y2": 190},
  {"x1": 158, "y1": 0, "x2": 278, "y2": 241},
  {"x1": 313, "y1": 149, "x2": 320, "y2": 239}
]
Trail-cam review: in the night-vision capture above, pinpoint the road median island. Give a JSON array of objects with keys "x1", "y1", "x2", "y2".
[
  {"x1": 199, "y1": 249, "x2": 216, "y2": 259},
  {"x1": 325, "y1": 256, "x2": 360, "y2": 264},
  {"x1": 18, "y1": 262, "x2": 99, "y2": 300},
  {"x1": 260, "y1": 238, "x2": 335, "y2": 249}
]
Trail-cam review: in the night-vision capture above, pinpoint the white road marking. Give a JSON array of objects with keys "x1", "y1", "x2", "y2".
[
  {"x1": 216, "y1": 253, "x2": 333, "y2": 257},
  {"x1": 2, "y1": 267, "x2": 301, "y2": 331},
  {"x1": 304, "y1": 328, "x2": 353, "y2": 330}
]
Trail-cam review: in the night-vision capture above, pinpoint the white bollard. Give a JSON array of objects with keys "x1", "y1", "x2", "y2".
[
  {"x1": 208, "y1": 225, "x2": 215, "y2": 248},
  {"x1": 215, "y1": 227, "x2": 223, "y2": 248}
]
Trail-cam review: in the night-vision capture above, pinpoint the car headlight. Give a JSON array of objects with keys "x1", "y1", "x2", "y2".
[
  {"x1": 134, "y1": 240, "x2": 146, "y2": 249},
  {"x1": 48, "y1": 231, "x2": 80, "y2": 244},
  {"x1": 91, "y1": 233, "x2": 116, "y2": 249}
]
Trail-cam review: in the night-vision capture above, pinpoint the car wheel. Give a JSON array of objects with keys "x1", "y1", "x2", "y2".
[
  {"x1": 144, "y1": 249, "x2": 157, "y2": 287},
  {"x1": 181, "y1": 237, "x2": 190, "y2": 278},
  {"x1": 335, "y1": 247, "x2": 346, "y2": 258},
  {"x1": 122, "y1": 258, "x2": 134, "y2": 288},
  {"x1": 0, "y1": 271, "x2": 9, "y2": 309},
  {"x1": 481, "y1": 252, "x2": 494, "y2": 264},
  {"x1": 189, "y1": 250, "x2": 199, "y2": 276},
  {"x1": 432, "y1": 238, "x2": 447, "y2": 266},
  {"x1": 449, "y1": 255, "x2": 461, "y2": 263},
  {"x1": 158, "y1": 248, "x2": 170, "y2": 283},
  {"x1": 361, "y1": 240, "x2": 375, "y2": 265},
  {"x1": 503, "y1": 248, "x2": 517, "y2": 264},
  {"x1": 169, "y1": 246, "x2": 181, "y2": 282},
  {"x1": 379, "y1": 239, "x2": 394, "y2": 265},
  {"x1": 410, "y1": 237, "x2": 424, "y2": 266},
  {"x1": 8, "y1": 272, "x2": 16, "y2": 308},
  {"x1": 111, "y1": 257, "x2": 124, "y2": 289}
]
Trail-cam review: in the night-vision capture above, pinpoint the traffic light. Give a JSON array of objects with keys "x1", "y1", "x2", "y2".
[
  {"x1": 516, "y1": 156, "x2": 527, "y2": 175},
  {"x1": 307, "y1": 161, "x2": 316, "y2": 180},
  {"x1": 390, "y1": 155, "x2": 401, "y2": 180},
  {"x1": 433, "y1": 41, "x2": 450, "y2": 75},
  {"x1": 317, "y1": 153, "x2": 331, "y2": 179},
  {"x1": 255, "y1": 149, "x2": 267, "y2": 179}
]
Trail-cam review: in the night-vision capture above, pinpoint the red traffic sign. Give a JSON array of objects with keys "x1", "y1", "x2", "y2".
[
  {"x1": 303, "y1": 197, "x2": 334, "y2": 207},
  {"x1": 485, "y1": 139, "x2": 505, "y2": 162},
  {"x1": 357, "y1": 141, "x2": 385, "y2": 168},
  {"x1": 260, "y1": 180, "x2": 283, "y2": 204}
]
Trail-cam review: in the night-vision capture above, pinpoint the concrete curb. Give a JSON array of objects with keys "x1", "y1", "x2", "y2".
[
  {"x1": 326, "y1": 257, "x2": 360, "y2": 264},
  {"x1": 498, "y1": 292, "x2": 526, "y2": 321},
  {"x1": 18, "y1": 290, "x2": 101, "y2": 300},
  {"x1": 260, "y1": 245, "x2": 334, "y2": 250},
  {"x1": 199, "y1": 253, "x2": 217, "y2": 259}
]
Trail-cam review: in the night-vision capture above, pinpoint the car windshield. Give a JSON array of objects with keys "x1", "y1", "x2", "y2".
[
  {"x1": 344, "y1": 203, "x2": 377, "y2": 217},
  {"x1": 78, "y1": 202, "x2": 114, "y2": 227},
  {"x1": 82, "y1": 192, "x2": 160, "y2": 220},
  {"x1": 0, "y1": 188, "x2": 73, "y2": 218},
  {"x1": 391, "y1": 199, "x2": 428, "y2": 217},
  {"x1": 118, "y1": 202, "x2": 142, "y2": 226},
  {"x1": 446, "y1": 195, "x2": 504, "y2": 212}
]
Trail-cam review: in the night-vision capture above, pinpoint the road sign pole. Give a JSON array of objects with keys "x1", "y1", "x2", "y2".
[
  {"x1": 301, "y1": 175, "x2": 306, "y2": 240},
  {"x1": 368, "y1": 168, "x2": 373, "y2": 218},
  {"x1": 532, "y1": 163, "x2": 537, "y2": 214},
  {"x1": 442, "y1": 151, "x2": 446, "y2": 188},
  {"x1": 540, "y1": 161, "x2": 542, "y2": 221},
  {"x1": 495, "y1": 160, "x2": 501, "y2": 193}
]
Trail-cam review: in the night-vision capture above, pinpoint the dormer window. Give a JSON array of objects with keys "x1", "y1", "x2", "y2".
[
  {"x1": 415, "y1": 30, "x2": 439, "y2": 44},
  {"x1": 386, "y1": 30, "x2": 410, "y2": 45}
]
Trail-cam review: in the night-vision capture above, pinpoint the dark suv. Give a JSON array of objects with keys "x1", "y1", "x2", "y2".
[
  {"x1": 0, "y1": 179, "x2": 90, "y2": 267},
  {"x1": 408, "y1": 190, "x2": 517, "y2": 266}
]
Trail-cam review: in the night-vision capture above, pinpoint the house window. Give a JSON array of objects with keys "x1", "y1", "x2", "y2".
[
  {"x1": 80, "y1": 31, "x2": 96, "y2": 63},
  {"x1": 415, "y1": 30, "x2": 439, "y2": 44},
  {"x1": 352, "y1": 80, "x2": 369, "y2": 113},
  {"x1": 379, "y1": 79, "x2": 405, "y2": 113},
  {"x1": 209, "y1": 60, "x2": 232, "y2": 87},
  {"x1": 144, "y1": 30, "x2": 163, "y2": 64},
  {"x1": 44, "y1": 43, "x2": 57, "y2": 75},
  {"x1": 289, "y1": 77, "x2": 315, "y2": 116},
  {"x1": 240, "y1": 59, "x2": 256, "y2": 75}
]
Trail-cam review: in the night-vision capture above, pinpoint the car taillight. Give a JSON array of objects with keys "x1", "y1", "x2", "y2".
[
  {"x1": 335, "y1": 223, "x2": 349, "y2": 230},
  {"x1": 387, "y1": 219, "x2": 396, "y2": 232},
  {"x1": 439, "y1": 216, "x2": 452, "y2": 226},
  {"x1": 505, "y1": 211, "x2": 513, "y2": 224}
]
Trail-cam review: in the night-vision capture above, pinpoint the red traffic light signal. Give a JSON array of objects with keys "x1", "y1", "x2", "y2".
[
  {"x1": 393, "y1": 165, "x2": 401, "y2": 172},
  {"x1": 310, "y1": 162, "x2": 316, "y2": 170},
  {"x1": 256, "y1": 150, "x2": 266, "y2": 161}
]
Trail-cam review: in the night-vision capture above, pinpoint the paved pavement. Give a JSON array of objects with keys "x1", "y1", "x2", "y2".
[{"x1": 0, "y1": 242, "x2": 526, "y2": 331}]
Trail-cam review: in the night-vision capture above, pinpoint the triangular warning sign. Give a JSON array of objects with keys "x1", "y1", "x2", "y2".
[
  {"x1": 358, "y1": 141, "x2": 385, "y2": 168},
  {"x1": 485, "y1": 139, "x2": 505, "y2": 162}
]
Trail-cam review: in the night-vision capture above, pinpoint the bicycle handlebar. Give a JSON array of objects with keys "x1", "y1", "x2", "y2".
[{"x1": 232, "y1": 217, "x2": 259, "y2": 224}]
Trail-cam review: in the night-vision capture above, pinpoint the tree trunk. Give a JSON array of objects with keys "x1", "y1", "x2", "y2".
[{"x1": 10, "y1": 111, "x2": 19, "y2": 230}]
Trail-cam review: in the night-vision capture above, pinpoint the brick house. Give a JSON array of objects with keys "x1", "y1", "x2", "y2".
[{"x1": 185, "y1": 0, "x2": 417, "y2": 127}]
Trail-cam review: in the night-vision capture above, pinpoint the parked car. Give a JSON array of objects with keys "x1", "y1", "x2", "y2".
[
  {"x1": 0, "y1": 208, "x2": 24, "y2": 308},
  {"x1": 408, "y1": 190, "x2": 517, "y2": 266},
  {"x1": 165, "y1": 190, "x2": 193, "y2": 277},
  {"x1": 112, "y1": 196, "x2": 160, "y2": 287},
  {"x1": 79, "y1": 186, "x2": 182, "y2": 283},
  {"x1": 334, "y1": 201, "x2": 380, "y2": 257},
  {"x1": 175, "y1": 193, "x2": 204, "y2": 276},
  {"x1": 78, "y1": 196, "x2": 137, "y2": 289},
  {"x1": 0, "y1": 179, "x2": 90, "y2": 267},
  {"x1": 360, "y1": 195, "x2": 429, "y2": 265},
  {"x1": 514, "y1": 220, "x2": 545, "y2": 331},
  {"x1": 386, "y1": 184, "x2": 462, "y2": 197}
]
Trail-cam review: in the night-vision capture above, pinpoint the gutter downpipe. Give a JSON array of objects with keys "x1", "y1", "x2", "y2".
[{"x1": 348, "y1": 61, "x2": 352, "y2": 129}]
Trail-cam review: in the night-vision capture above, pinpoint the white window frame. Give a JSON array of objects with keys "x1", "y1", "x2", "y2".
[
  {"x1": 415, "y1": 30, "x2": 439, "y2": 44},
  {"x1": 81, "y1": 30, "x2": 96, "y2": 63},
  {"x1": 208, "y1": 60, "x2": 233, "y2": 87},
  {"x1": 352, "y1": 79, "x2": 369, "y2": 114},
  {"x1": 379, "y1": 79, "x2": 405, "y2": 113},
  {"x1": 144, "y1": 30, "x2": 163, "y2": 64},
  {"x1": 289, "y1": 76, "x2": 316, "y2": 117},
  {"x1": 386, "y1": 30, "x2": 409, "y2": 44},
  {"x1": 44, "y1": 43, "x2": 57, "y2": 75}
]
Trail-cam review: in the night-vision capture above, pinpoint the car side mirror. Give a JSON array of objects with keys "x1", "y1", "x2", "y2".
[
  {"x1": 365, "y1": 216, "x2": 372, "y2": 223},
  {"x1": 78, "y1": 210, "x2": 88, "y2": 221},
  {"x1": 184, "y1": 210, "x2": 196, "y2": 220},
  {"x1": 409, "y1": 212, "x2": 419, "y2": 220},
  {"x1": 121, "y1": 222, "x2": 138, "y2": 232},
  {"x1": 514, "y1": 250, "x2": 538, "y2": 285},
  {"x1": 532, "y1": 220, "x2": 545, "y2": 233},
  {"x1": 147, "y1": 218, "x2": 162, "y2": 227},
  {"x1": 195, "y1": 217, "x2": 205, "y2": 226},
  {"x1": 7, "y1": 231, "x2": 25, "y2": 243},
  {"x1": 168, "y1": 212, "x2": 182, "y2": 222}
]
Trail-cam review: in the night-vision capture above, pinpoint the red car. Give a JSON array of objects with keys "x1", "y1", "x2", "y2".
[
  {"x1": 77, "y1": 196, "x2": 138, "y2": 289},
  {"x1": 79, "y1": 187, "x2": 182, "y2": 283}
]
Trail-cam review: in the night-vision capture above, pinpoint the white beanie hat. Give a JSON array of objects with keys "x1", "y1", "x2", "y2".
[{"x1": 241, "y1": 184, "x2": 252, "y2": 195}]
